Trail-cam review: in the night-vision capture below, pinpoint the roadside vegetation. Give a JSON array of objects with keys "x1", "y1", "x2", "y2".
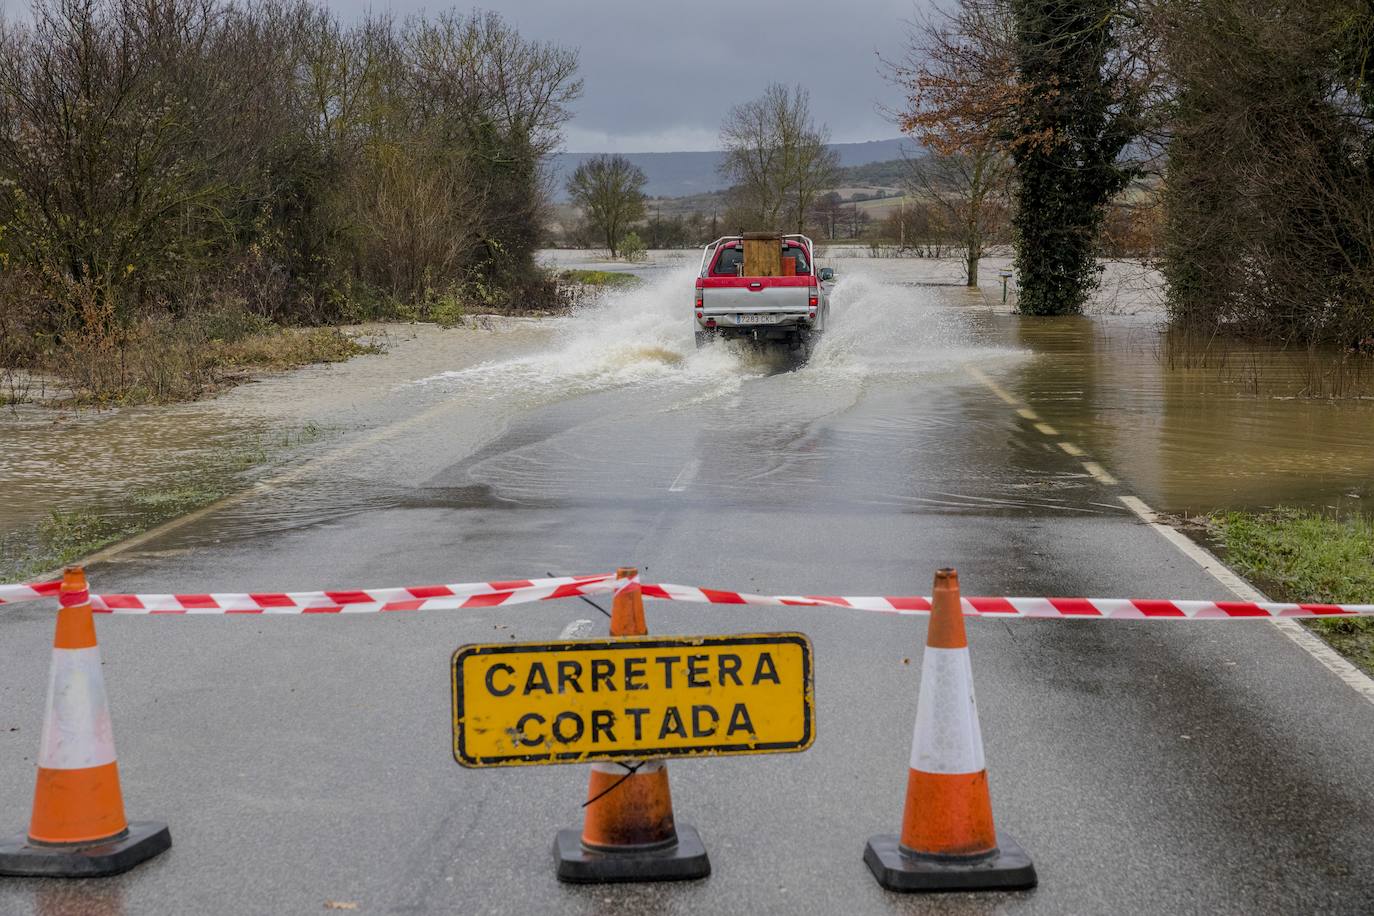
[
  {"x1": 1213, "y1": 510, "x2": 1374, "y2": 674},
  {"x1": 0, "y1": 0, "x2": 581, "y2": 405}
]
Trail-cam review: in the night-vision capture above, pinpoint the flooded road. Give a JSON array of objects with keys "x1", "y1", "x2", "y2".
[
  {"x1": 4, "y1": 251, "x2": 1372, "y2": 577},
  {"x1": 4, "y1": 251, "x2": 1374, "y2": 916}
]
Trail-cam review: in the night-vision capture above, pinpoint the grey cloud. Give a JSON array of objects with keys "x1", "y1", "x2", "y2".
[{"x1": 329, "y1": 0, "x2": 928, "y2": 151}]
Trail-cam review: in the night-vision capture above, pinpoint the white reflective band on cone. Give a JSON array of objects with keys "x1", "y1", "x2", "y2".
[
  {"x1": 38, "y1": 647, "x2": 118, "y2": 770},
  {"x1": 910, "y1": 646, "x2": 985, "y2": 775}
]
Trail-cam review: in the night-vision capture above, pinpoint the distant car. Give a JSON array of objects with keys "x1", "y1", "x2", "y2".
[{"x1": 693, "y1": 233, "x2": 834, "y2": 356}]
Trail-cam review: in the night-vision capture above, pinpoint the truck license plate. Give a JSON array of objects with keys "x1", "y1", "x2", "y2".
[{"x1": 738, "y1": 313, "x2": 772, "y2": 325}]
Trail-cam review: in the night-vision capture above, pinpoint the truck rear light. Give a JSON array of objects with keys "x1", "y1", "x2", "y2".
[
  {"x1": 808, "y1": 295, "x2": 818, "y2": 307},
  {"x1": 696, "y1": 310, "x2": 703, "y2": 319},
  {"x1": 695, "y1": 289, "x2": 703, "y2": 308}
]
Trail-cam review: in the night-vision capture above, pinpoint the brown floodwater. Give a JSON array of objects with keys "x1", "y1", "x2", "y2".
[{"x1": 981, "y1": 312, "x2": 1374, "y2": 515}]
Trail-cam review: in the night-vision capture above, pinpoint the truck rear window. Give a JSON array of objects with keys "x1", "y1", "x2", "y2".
[
  {"x1": 710, "y1": 243, "x2": 811, "y2": 276},
  {"x1": 712, "y1": 247, "x2": 743, "y2": 276}
]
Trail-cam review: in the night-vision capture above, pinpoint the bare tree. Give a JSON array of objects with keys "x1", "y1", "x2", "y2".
[
  {"x1": 904, "y1": 148, "x2": 1008, "y2": 285},
  {"x1": 810, "y1": 191, "x2": 845, "y2": 240},
  {"x1": 884, "y1": 0, "x2": 1014, "y2": 286},
  {"x1": 719, "y1": 83, "x2": 839, "y2": 233},
  {"x1": 565, "y1": 154, "x2": 647, "y2": 258},
  {"x1": 845, "y1": 202, "x2": 872, "y2": 239}
]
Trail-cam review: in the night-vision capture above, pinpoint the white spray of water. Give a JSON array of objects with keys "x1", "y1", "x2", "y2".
[{"x1": 422, "y1": 262, "x2": 1022, "y2": 402}]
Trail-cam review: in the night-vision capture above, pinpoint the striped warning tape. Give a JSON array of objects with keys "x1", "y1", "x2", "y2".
[
  {"x1": 0, "y1": 575, "x2": 615, "y2": 614},
  {"x1": 4, "y1": 574, "x2": 1372, "y2": 619},
  {"x1": 0, "y1": 580, "x2": 60, "y2": 605},
  {"x1": 640, "y1": 583, "x2": 1374, "y2": 619}
]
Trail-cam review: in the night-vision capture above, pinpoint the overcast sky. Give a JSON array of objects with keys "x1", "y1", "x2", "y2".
[{"x1": 331, "y1": 0, "x2": 926, "y2": 152}]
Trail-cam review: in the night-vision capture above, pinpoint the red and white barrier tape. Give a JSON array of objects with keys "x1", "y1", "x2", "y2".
[
  {"x1": 0, "y1": 580, "x2": 60, "y2": 605},
  {"x1": 641, "y1": 583, "x2": 1374, "y2": 619},
  {"x1": 5, "y1": 574, "x2": 1373, "y2": 619},
  {"x1": 0, "y1": 574, "x2": 615, "y2": 614}
]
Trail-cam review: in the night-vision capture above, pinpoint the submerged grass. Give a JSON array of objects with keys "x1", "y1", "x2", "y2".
[
  {"x1": 0, "y1": 424, "x2": 330, "y2": 583},
  {"x1": 558, "y1": 269, "x2": 640, "y2": 288},
  {"x1": 1212, "y1": 508, "x2": 1374, "y2": 674}
]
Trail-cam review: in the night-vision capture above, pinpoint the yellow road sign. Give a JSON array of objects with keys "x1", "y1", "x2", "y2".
[{"x1": 452, "y1": 633, "x2": 814, "y2": 767}]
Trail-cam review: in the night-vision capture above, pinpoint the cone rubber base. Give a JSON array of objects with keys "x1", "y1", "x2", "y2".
[
  {"x1": 0, "y1": 821, "x2": 171, "y2": 878},
  {"x1": 554, "y1": 824, "x2": 710, "y2": 884},
  {"x1": 864, "y1": 832, "x2": 1035, "y2": 893}
]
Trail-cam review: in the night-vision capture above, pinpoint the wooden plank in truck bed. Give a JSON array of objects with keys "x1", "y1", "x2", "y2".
[{"x1": 743, "y1": 233, "x2": 782, "y2": 277}]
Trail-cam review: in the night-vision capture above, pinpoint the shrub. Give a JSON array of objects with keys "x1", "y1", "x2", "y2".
[{"x1": 619, "y1": 231, "x2": 648, "y2": 262}]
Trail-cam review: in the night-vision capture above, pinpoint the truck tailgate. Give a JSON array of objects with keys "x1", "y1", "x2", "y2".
[{"x1": 700, "y1": 277, "x2": 813, "y2": 315}]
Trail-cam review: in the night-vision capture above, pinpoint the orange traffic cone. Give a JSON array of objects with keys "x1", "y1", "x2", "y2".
[
  {"x1": 0, "y1": 567, "x2": 170, "y2": 877},
  {"x1": 554, "y1": 568, "x2": 709, "y2": 883},
  {"x1": 864, "y1": 568, "x2": 1035, "y2": 892}
]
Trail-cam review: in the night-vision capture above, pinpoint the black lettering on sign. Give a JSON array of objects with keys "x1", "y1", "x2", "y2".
[
  {"x1": 590, "y1": 658, "x2": 616, "y2": 692},
  {"x1": 726, "y1": 703, "x2": 755, "y2": 737},
  {"x1": 623, "y1": 657, "x2": 647, "y2": 690},
  {"x1": 686, "y1": 654, "x2": 709, "y2": 688},
  {"x1": 514, "y1": 712, "x2": 545, "y2": 746},
  {"x1": 752, "y1": 652, "x2": 780, "y2": 685},
  {"x1": 626, "y1": 707, "x2": 649, "y2": 740},
  {"x1": 552, "y1": 712, "x2": 584, "y2": 744},
  {"x1": 718, "y1": 653, "x2": 743, "y2": 686},
  {"x1": 590, "y1": 710, "x2": 616, "y2": 743},
  {"x1": 691, "y1": 704, "x2": 719, "y2": 738},
  {"x1": 659, "y1": 706, "x2": 688, "y2": 739},
  {"x1": 556, "y1": 660, "x2": 583, "y2": 694},
  {"x1": 656, "y1": 655, "x2": 681, "y2": 688},
  {"x1": 485, "y1": 662, "x2": 515, "y2": 697},
  {"x1": 524, "y1": 662, "x2": 552, "y2": 695}
]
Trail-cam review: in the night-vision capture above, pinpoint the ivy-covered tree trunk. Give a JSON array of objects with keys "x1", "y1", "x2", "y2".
[{"x1": 1008, "y1": 0, "x2": 1136, "y2": 315}]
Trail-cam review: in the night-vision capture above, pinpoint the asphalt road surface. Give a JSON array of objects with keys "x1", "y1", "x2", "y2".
[{"x1": 3, "y1": 265, "x2": 1373, "y2": 915}]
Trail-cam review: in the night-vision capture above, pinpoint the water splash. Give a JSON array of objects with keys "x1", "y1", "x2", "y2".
[{"x1": 421, "y1": 264, "x2": 1022, "y2": 403}]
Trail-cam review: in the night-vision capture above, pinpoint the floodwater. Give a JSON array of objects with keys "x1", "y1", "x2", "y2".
[{"x1": 2, "y1": 251, "x2": 1372, "y2": 577}]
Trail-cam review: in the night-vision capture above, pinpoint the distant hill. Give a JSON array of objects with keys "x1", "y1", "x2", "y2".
[
  {"x1": 549, "y1": 138, "x2": 915, "y2": 200},
  {"x1": 622, "y1": 157, "x2": 917, "y2": 221}
]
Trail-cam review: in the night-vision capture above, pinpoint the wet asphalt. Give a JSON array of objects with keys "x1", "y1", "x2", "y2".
[{"x1": 2, "y1": 276, "x2": 1373, "y2": 915}]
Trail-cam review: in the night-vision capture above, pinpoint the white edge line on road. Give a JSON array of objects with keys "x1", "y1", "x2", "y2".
[
  {"x1": 669, "y1": 459, "x2": 701, "y2": 493},
  {"x1": 964, "y1": 366, "x2": 1020, "y2": 406},
  {"x1": 1082, "y1": 461, "x2": 1120, "y2": 486},
  {"x1": 1118, "y1": 494, "x2": 1374, "y2": 705}
]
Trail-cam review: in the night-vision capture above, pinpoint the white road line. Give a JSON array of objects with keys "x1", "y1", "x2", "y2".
[
  {"x1": 964, "y1": 366, "x2": 1020, "y2": 406},
  {"x1": 1082, "y1": 461, "x2": 1120, "y2": 486},
  {"x1": 669, "y1": 459, "x2": 701, "y2": 493},
  {"x1": 1016, "y1": 407, "x2": 1040, "y2": 421},
  {"x1": 1035, "y1": 422, "x2": 1059, "y2": 436},
  {"x1": 965, "y1": 360, "x2": 1373, "y2": 705},
  {"x1": 1119, "y1": 495, "x2": 1374, "y2": 705}
]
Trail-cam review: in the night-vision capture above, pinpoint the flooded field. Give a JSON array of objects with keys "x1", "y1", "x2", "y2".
[{"x1": 2, "y1": 250, "x2": 1371, "y2": 578}]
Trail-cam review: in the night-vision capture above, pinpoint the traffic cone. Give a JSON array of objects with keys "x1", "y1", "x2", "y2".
[
  {"x1": 864, "y1": 568, "x2": 1035, "y2": 892},
  {"x1": 0, "y1": 566, "x2": 170, "y2": 877},
  {"x1": 553, "y1": 567, "x2": 710, "y2": 883}
]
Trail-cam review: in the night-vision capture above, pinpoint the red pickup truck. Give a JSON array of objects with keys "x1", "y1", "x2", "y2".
[{"x1": 693, "y1": 233, "x2": 834, "y2": 355}]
